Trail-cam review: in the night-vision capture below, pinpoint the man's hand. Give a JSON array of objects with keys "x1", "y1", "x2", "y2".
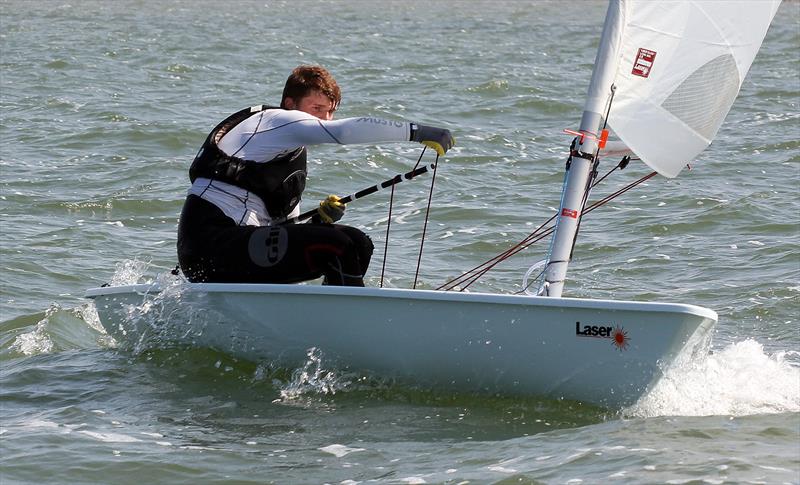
[
  {"x1": 411, "y1": 123, "x2": 455, "y2": 156},
  {"x1": 317, "y1": 194, "x2": 346, "y2": 224}
]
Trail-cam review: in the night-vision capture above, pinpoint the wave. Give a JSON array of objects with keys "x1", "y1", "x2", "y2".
[
  {"x1": 627, "y1": 339, "x2": 800, "y2": 417},
  {"x1": 0, "y1": 303, "x2": 110, "y2": 360}
]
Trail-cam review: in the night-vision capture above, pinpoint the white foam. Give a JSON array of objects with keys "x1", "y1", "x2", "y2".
[
  {"x1": 628, "y1": 339, "x2": 800, "y2": 417},
  {"x1": 109, "y1": 258, "x2": 150, "y2": 286},
  {"x1": 399, "y1": 478, "x2": 427, "y2": 484},
  {"x1": 319, "y1": 444, "x2": 366, "y2": 458},
  {"x1": 79, "y1": 430, "x2": 142, "y2": 443},
  {"x1": 24, "y1": 419, "x2": 60, "y2": 429},
  {"x1": 10, "y1": 323, "x2": 54, "y2": 356},
  {"x1": 79, "y1": 303, "x2": 108, "y2": 336},
  {"x1": 9, "y1": 305, "x2": 62, "y2": 356},
  {"x1": 277, "y1": 347, "x2": 350, "y2": 401}
]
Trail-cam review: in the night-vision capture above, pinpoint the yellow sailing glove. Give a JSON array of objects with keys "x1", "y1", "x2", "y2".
[
  {"x1": 317, "y1": 194, "x2": 346, "y2": 224},
  {"x1": 410, "y1": 123, "x2": 455, "y2": 156}
]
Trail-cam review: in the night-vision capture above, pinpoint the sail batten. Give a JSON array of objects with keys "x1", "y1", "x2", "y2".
[{"x1": 606, "y1": 0, "x2": 781, "y2": 178}]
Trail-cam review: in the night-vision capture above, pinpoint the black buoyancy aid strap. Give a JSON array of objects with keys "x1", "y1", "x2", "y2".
[
  {"x1": 190, "y1": 105, "x2": 272, "y2": 184},
  {"x1": 188, "y1": 105, "x2": 308, "y2": 220}
]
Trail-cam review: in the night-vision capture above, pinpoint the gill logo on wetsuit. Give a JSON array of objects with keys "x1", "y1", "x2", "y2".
[{"x1": 248, "y1": 226, "x2": 288, "y2": 267}]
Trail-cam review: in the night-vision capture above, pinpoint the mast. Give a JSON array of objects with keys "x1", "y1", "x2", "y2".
[{"x1": 540, "y1": 0, "x2": 625, "y2": 298}]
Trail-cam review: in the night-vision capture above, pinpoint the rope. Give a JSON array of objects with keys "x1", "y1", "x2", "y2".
[
  {"x1": 413, "y1": 153, "x2": 440, "y2": 289},
  {"x1": 377, "y1": 148, "x2": 429, "y2": 287},
  {"x1": 379, "y1": 183, "x2": 396, "y2": 288},
  {"x1": 436, "y1": 161, "x2": 656, "y2": 292}
]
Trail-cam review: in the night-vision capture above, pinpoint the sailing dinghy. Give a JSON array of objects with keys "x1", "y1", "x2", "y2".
[{"x1": 85, "y1": 0, "x2": 781, "y2": 408}]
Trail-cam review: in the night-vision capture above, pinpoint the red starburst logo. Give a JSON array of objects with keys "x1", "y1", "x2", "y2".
[{"x1": 612, "y1": 326, "x2": 630, "y2": 351}]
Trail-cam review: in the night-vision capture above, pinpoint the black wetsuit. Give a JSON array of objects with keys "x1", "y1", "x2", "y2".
[
  {"x1": 178, "y1": 195, "x2": 373, "y2": 285},
  {"x1": 177, "y1": 106, "x2": 410, "y2": 286}
]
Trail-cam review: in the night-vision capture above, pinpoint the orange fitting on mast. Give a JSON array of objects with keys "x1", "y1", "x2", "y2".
[
  {"x1": 598, "y1": 129, "x2": 609, "y2": 149},
  {"x1": 563, "y1": 128, "x2": 609, "y2": 149}
]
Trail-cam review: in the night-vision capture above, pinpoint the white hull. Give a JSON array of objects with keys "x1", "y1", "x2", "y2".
[{"x1": 86, "y1": 284, "x2": 716, "y2": 408}]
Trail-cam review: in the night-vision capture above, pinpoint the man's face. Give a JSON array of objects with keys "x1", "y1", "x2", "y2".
[{"x1": 285, "y1": 90, "x2": 336, "y2": 120}]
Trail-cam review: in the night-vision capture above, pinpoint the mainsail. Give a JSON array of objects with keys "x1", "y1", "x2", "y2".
[
  {"x1": 601, "y1": 0, "x2": 782, "y2": 177},
  {"x1": 542, "y1": 0, "x2": 781, "y2": 297}
]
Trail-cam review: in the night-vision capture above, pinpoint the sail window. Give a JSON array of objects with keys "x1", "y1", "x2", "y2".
[{"x1": 661, "y1": 54, "x2": 740, "y2": 140}]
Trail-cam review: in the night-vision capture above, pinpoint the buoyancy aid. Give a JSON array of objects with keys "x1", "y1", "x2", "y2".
[{"x1": 189, "y1": 105, "x2": 307, "y2": 219}]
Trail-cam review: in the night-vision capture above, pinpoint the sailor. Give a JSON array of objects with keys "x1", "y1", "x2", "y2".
[{"x1": 177, "y1": 65, "x2": 454, "y2": 286}]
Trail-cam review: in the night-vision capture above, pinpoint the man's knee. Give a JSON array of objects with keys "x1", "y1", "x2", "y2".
[{"x1": 337, "y1": 225, "x2": 373, "y2": 259}]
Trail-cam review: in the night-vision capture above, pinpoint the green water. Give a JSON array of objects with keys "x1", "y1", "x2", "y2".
[{"x1": 1, "y1": 1, "x2": 798, "y2": 483}]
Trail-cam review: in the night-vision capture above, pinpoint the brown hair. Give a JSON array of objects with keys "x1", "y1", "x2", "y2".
[{"x1": 280, "y1": 65, "x2": 341, "y2": 109}]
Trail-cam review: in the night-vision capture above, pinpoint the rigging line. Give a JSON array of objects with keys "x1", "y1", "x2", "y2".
[
  {"x1": 437, "y1": 220, "x2": 556, "y2": 291},
  {"x1": 601, "y1": 84, "x2": 616, "y2": 131},
  {"x1": 437, "y1": 165, "x2": 656, "y2": 292},
  {"x1": 583, "y1": 170, "x2": 657, "y2": 216},
  {"x1": 380, "y1": 149, "x2": 426, "y2": 287},
  {"x1": 413, "y1": 154, "x2": 440, "y2": 289},
  {"x1": 385, "y1": 149, "x2": 429, "y2": 287},
  {"x1": 568, "y1": 159, "x2": 599, "y2": 259},
  {"x1": 515, "y1": 266, "x2": 548, "y2": 295},
  {"x1": 379, "y1": 183, "x2": 396, "y2": 288},
  {"x1": 412, "y1": 146, "x2": 427, "y2": 171},
  {"x1": 436, "y1": 159, "x2": 626, "y2": 291},
  {"x1": 458, "y1": 173, "x2": 650, "y2": 291},
  {"x1": 435, "y1": 217, "x2": 556, "y2": 291},
  {"x1": 449, "y1": 225, "x2": 557, "y2": 292},
  {"x1": 507, "y1": 172, "x2": 651, "y2": 262}
]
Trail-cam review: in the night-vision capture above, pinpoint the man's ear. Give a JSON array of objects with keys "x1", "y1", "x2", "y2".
[{"x1": 283, "y1": 97, "x2": 296, "y2": 110}]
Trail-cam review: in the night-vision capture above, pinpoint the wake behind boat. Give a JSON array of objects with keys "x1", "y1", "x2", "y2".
[{"x1": 85, "y1": 0, "x2": 781, "y2": 408}]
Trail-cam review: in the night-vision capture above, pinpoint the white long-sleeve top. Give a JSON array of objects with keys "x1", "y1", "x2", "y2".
[{"x1": 188, "y1": 108, "x2": 412, "y2": 226}]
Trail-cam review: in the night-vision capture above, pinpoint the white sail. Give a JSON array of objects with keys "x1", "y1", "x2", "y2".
[
  {"x1": 543, "y1": 0, "x2": 780, "y2": 296},
  {"x1": 606, "y1": 0, "x2": 781, "y2": 178}
]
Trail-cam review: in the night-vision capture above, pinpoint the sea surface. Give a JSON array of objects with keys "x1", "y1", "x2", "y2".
[{"x1": 1, "y1": 1, "x2": 799, "y2": 484}]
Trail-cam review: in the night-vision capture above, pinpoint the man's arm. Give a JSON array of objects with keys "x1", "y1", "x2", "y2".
[{"x1": 220, "y1": 109, "x2": 451, "y2": 161}]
